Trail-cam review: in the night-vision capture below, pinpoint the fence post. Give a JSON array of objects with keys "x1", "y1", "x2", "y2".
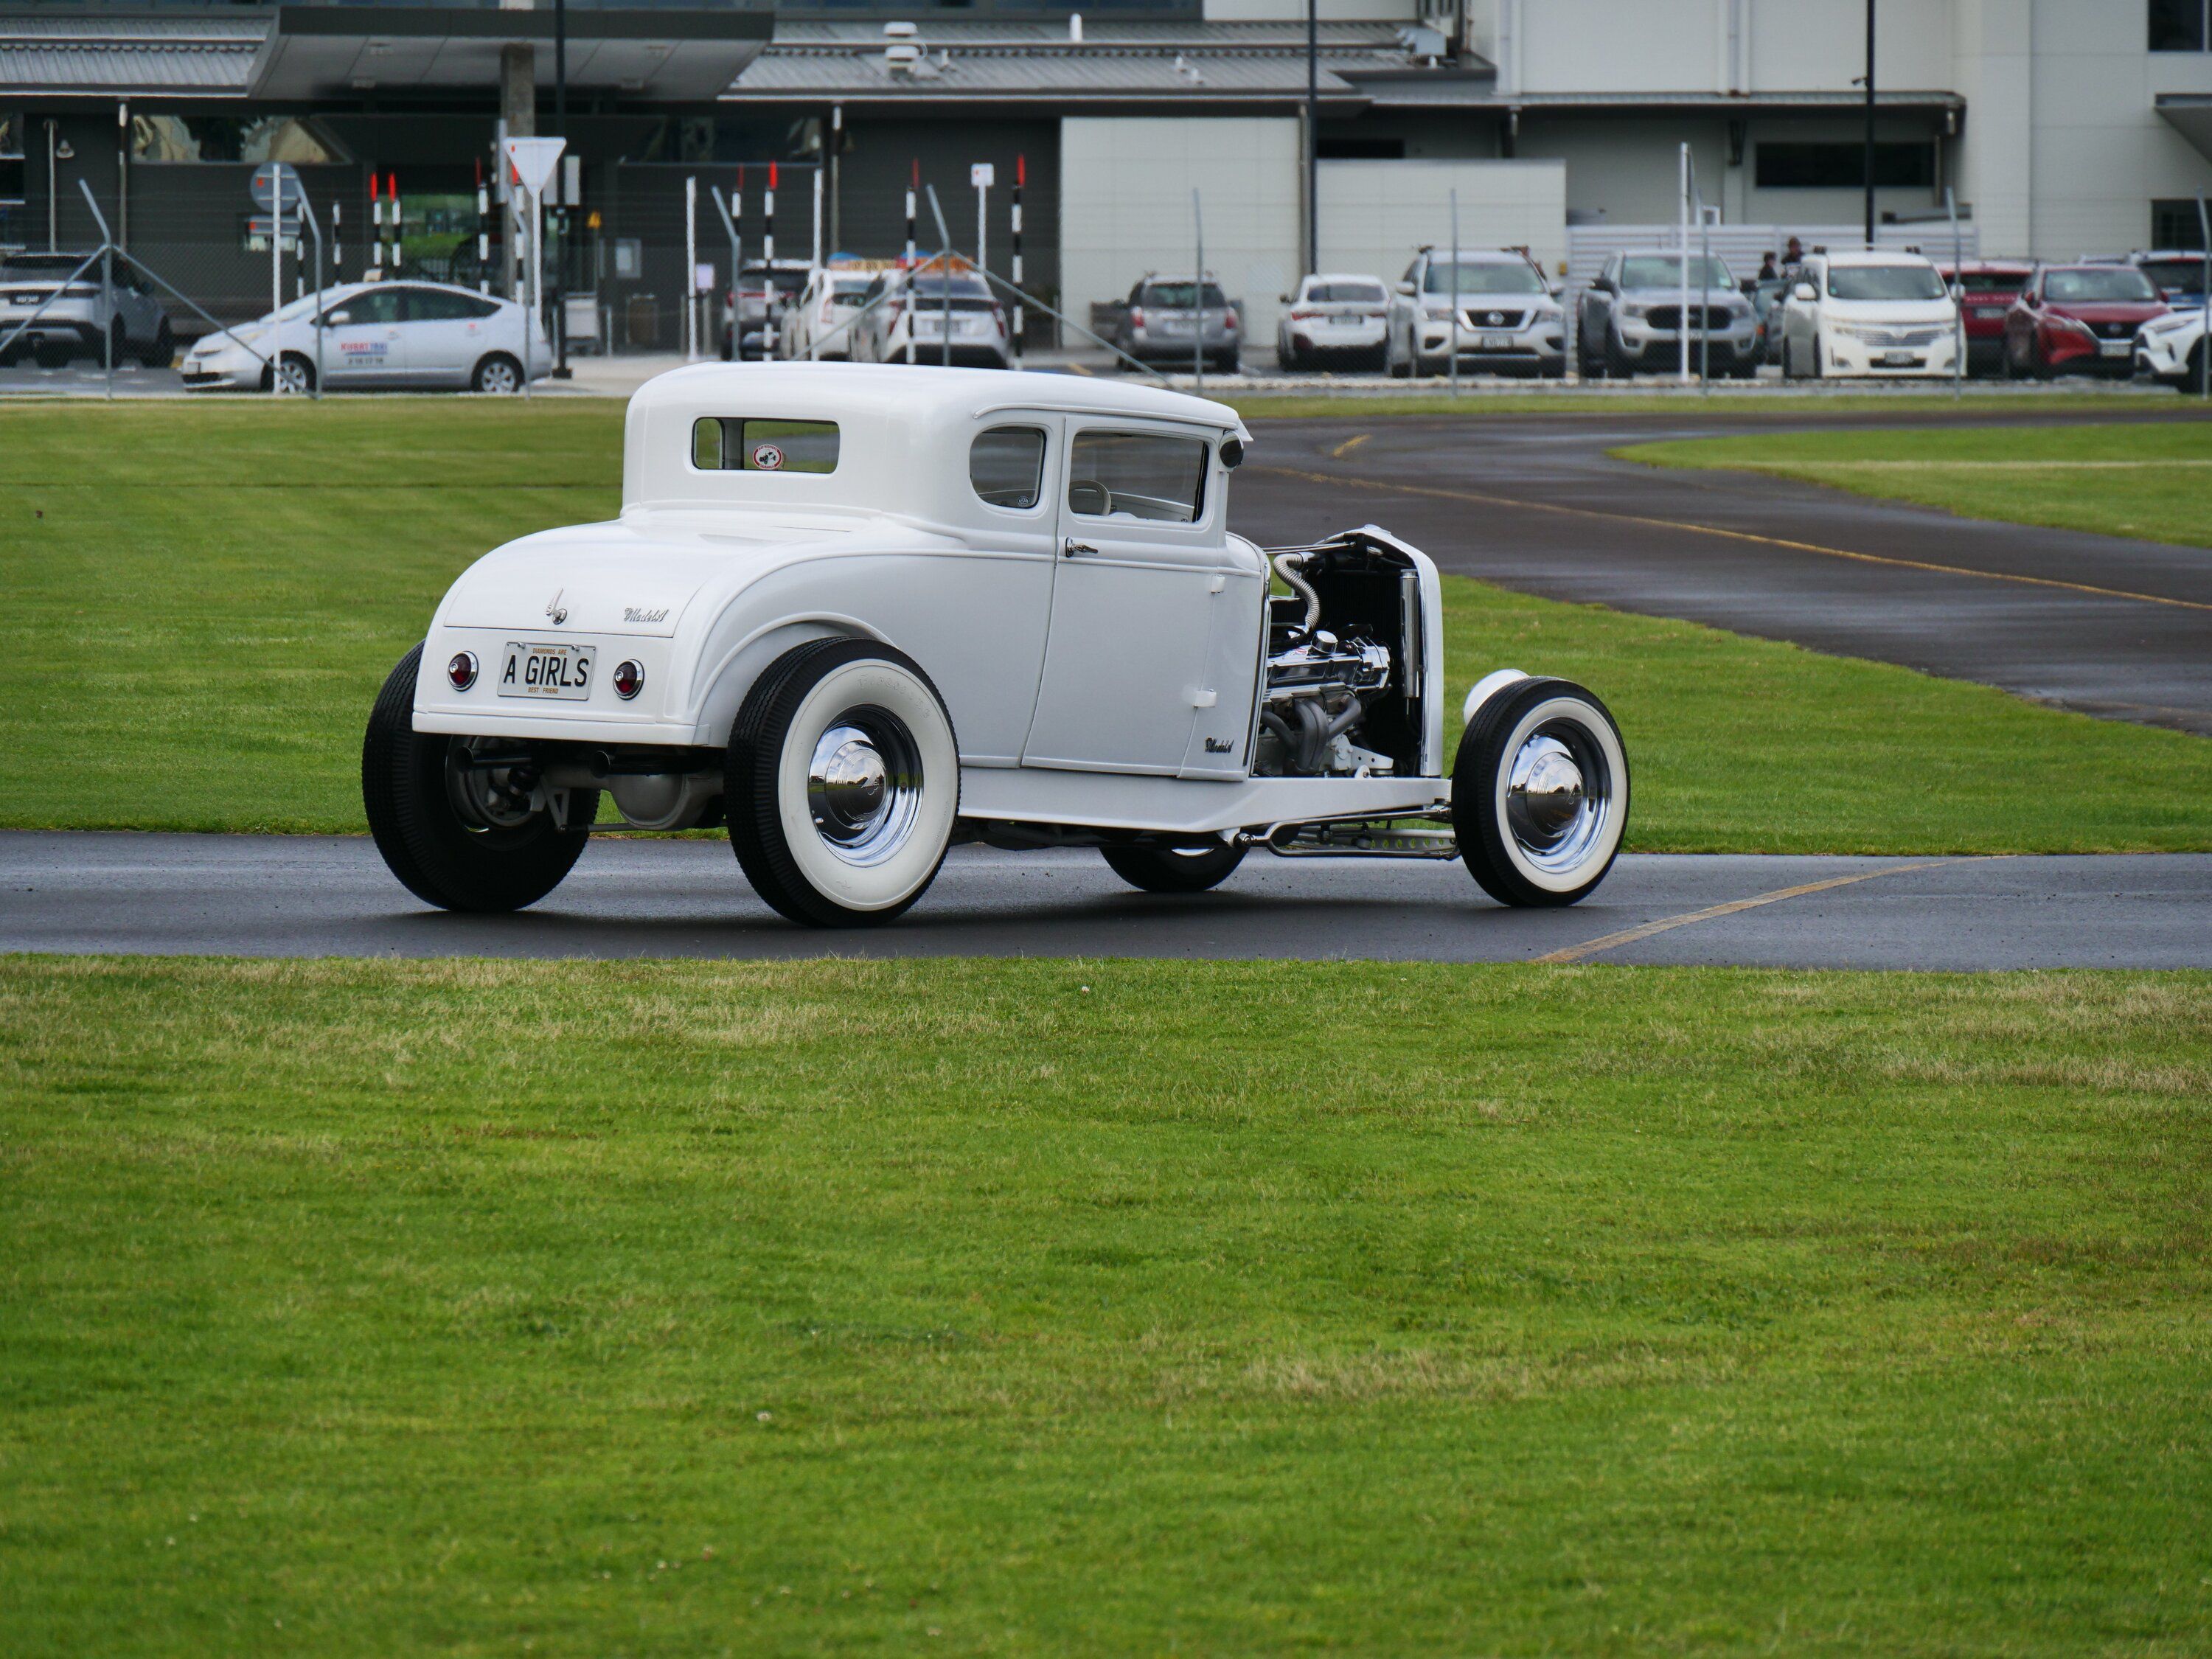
[
  {"x1": 2198, "y1": 195, "x2": 2209, "y2": 402},
  {"x1": 684, "y1": 174, "x2": 698, "y2": 361},
  {"x1": 1449, "y1": 189, "x2": 1461, "y2": 399}
]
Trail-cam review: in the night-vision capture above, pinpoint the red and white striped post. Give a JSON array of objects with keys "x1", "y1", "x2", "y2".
[
  {"x1": 475, "y1": 157, "x2": 490, "y2": 293},
  {"x1": 762, "y1": 161, "x2": 778, "y2": 360},
  {"x1": 904, "y1": 160, "x2": 918, "y2": 264},
  {"x1": 1011, "y1": 153, "x2": 1025, "y2": 363},
  {"x1": 388, "y1": 173, "x2": 403, "y2": 270},
  {"x1": 369, "y1": 172, "x2": 382, "y2": 277}
]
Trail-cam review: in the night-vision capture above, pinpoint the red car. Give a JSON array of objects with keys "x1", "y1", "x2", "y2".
[
  {"x1": 2004, "y1": 264, "x2": 2168, "y2": 378},
  {"x1": 1938, "y1": 260, "x2": 2032, "y2": 375}
]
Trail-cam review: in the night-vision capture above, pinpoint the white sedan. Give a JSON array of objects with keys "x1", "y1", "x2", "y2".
[
  {"x1": 182, "y1": 279, "x2": 548, "y2": 394},
  {"x1": 1276, "y1": 274, "x2": 1389, "y2": 371}
]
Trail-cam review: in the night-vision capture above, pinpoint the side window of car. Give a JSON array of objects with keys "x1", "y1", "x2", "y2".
[
  {"x1": 1067, "y1": 430, "x2": 1208, "y2": 525},
  {"x1": 404, "y1": 290, "x2": 477, "y2": 323},
  {"x1": 970, "y1": 426, "x2": 1048, "y2": 511},
  {"x1": 330, "y1": 289, "x2": 401, "y2": 326},
  {"x1": 691, "y1": 417, "x2": 840, "y2": 474}
]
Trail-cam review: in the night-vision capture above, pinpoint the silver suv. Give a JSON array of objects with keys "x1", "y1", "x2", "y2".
[
  {"x1": 0, "y1": 251, "x2": 172, "y2": 369},
  {"x1": 1576, "y1": 251, "x2": 1759, "y2": 378},
  {"x1": 1385, "y1": 248, "x2": 1565, "y2": 378},
  {"x1": 1109, "y1": 275, "x2": 1240, "y2": 373}
]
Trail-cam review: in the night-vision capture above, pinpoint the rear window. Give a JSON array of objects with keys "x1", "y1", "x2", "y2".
[
  {"x1": 1953, "y1": 269, "x2": 2028, "y2": 293},
  {"x1": 1141, "y1": 282, "x2": 1226, "y2": 310},
  {"x1": 1068, "y1": 430, "x2": 1208, "y2": 525},
  {"x1": 971, "y1": 426, "x2": 1048, "y2": 510},
  {"x1": 691, "y1": 418, "x2": 839, "y2": 474},
  {"x1": 1310, "y1": 282, "x2": 1385, "y2": 304}
]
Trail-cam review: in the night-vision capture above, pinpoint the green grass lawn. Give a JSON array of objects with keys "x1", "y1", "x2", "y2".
[
  {"x1": 4, "y1": 954, "x2": 2209, "y2": 1656},
  {"x1": 1622, "y1": 420, "x2": 2212, "y2": 548},
  {"x1": 3, "y1": 400, "x2": 2209, "y2": 849}
]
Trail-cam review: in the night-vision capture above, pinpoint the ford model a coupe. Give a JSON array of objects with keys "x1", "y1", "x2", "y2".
[{"x1": 364, "y1": 364, "x2": 1628, "y2": 925}]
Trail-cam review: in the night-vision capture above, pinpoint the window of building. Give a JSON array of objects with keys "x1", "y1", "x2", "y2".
[
  {"x1": 0, "y1": 113, "x2": 22, "y2": 205},
  {"x1": 130, "y1": 115, "x2": 344, "y2": 166},
  {"x1": 691, "y1": 417, "x2": 840, "y2": 474},
  {"x1": 1318, "y1": 136, "x2": 1406, "y2": 160},
  {"x1": 2150, "y1": 0, "x2": 2208, "y2": 51},
  {"x1": 1754, "y1": 142, "x2": 1936, "y2": 189},
  {"x1": 2151, "y1": 200, "x2": 2210, "y2": 250},
  {"x1": 970, "y1": 426, "x2": 1048, "y2": 510},
  {"x1": 1067, "y1": 431, "x2": 1208, "y2": 525}
]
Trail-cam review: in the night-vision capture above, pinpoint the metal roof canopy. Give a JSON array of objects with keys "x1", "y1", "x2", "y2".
[
  {"x1": 253, "y1": 3, "x2": 771, "y2": 102},
  {"x1": 2157, "y1": 93, "x2": 2212, "y2": 164}
]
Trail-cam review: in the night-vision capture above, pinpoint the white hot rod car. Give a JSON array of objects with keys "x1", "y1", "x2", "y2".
[{"x1": 364, "y1": 364, "x2": 1628, "y2": 925}]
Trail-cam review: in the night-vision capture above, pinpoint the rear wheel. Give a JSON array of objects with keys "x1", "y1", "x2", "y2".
[
  {"x1": 1453, "y1": 677, "x2": 1628, "y2": 908},
  {"x1": 142, "y1": 319, "x2": 174, "y2": 368},
  {"x1": 727, "y1": 639, "x2": 959, "y2": 928},
  {"x1": 1100, "y1": 842, "x2": 1247, "y2": 894},
  {"x1": 1603, "y1": 333, "x2": 1632, "y2": 379},
  {"x1": 472, "y1": 352, "x2": 524, "y2": 394},
  {"x1": 362, "y1": 644, "x2": 597, "y2": 912}
]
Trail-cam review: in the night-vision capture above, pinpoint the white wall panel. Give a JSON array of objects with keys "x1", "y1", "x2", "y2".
[
  {"x1": 1316, "y1": 159, "x2": 1568, "y2": 285},
  {"x1": 1059, "y1": 116, "x2": 1302, "y2": 344}
]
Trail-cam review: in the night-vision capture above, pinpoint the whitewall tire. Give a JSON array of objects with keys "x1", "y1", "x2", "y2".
[
  {"x1": 728, "y1": 639, "x2": 959, "y2": 927},
  {"x1": 1453, "y1": 677, "x2": 1628, "y2": 907}
]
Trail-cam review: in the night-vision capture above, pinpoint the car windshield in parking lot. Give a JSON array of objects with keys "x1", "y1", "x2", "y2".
[
  {"x1": 1826, "y1": 263, "x2": 1947, "y2": 302},
  {"x1": 1424, "y1": 262, "x2": 1543, "y2": 295},
  {"x1": 1309, "y1": 282, "x2": 1385, "y2": 303},
  {"x1": 2043, "y1": 268, "x2": 2160, "y2": 303},
  {"x1": 1619, "y1": 255, "x2": 1734, "y2": 290},
  {"x1": 1141, "y1": 283, "x2": 1226, "y2": 309},
  {"x1": 2135, "y1": 260, "x2": 2204, "y2": 295}
]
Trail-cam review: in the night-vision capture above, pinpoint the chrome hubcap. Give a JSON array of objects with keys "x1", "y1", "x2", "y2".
[
  {"x1": 807, "y1": 711, "x2": 922, "y2": 866},
  {"x1": 1505, "y1": 723, "x2": 1612, "y2": 874},
  {"x1": 481, "y1": 363, "x2": 518, "y2": 393}
]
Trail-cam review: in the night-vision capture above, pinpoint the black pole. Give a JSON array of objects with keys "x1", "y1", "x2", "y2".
[
  {"x1": 552, "y1": 0, "x2": 570, "y2": 378},
  {"x1": 1305, "y1": 0, "x2": 1318, "y2": 278},
  {"x1": 1863, "y1": 0, "x2": 1877, "y2": 246}
]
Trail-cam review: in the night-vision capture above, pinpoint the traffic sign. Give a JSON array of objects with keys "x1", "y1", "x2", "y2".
[
  {"x1": 249, "y1": 161, "x2": 303, "y2": 214},
  {"x1": 503, "y1": 137, "x2": 566, "y2": 198}
]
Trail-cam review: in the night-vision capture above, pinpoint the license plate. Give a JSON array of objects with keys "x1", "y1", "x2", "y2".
[
  {"x1": 498, "y1": 641, "x2": 595, "y2": 700},
  {"x1": 1479, "y1": 333, "x2": 1514, "y2": 350},
  {"x1": 1879, "y1": 350, "x2": 1918, "y2": 366},
  {"x1": 2099, "y1": 340, "x2": 2132, "y2": 357},
  {"x1": 1972, "y1": 306, "x2": 2006, "y2": 319}
]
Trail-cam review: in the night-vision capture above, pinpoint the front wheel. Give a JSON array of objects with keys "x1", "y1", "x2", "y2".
[
  {"x1": 362, "y1": 644, "x2": 597, "y2": 911},
  {"x1": 1101, "y1": 842, "x2": 1247, "y2": 894},
  {"x1": 273, "y1": 352, "x2": 316, "y2": 396},
  {"x1": 1453, "y1": 677, "x2": 1628, "y2": 908},
  {"x1": 727, "y1": 639, "x2": 960, "y2": 927}
]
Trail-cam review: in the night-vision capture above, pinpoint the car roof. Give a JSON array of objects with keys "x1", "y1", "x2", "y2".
[
  {"x1": 1823, "y1": 250, "x2": 1937, "y2": 265},
  {"x1": 624, "y1": 363, "x2": 1248, "y2": 519}
]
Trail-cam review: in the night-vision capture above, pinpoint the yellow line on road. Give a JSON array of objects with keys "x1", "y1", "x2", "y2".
[
  {"x1": 1330, "y1": 432, "x2": 1371, "y2": 459},
  {"x1": 1532, "y1": 860, "x2": 1968, "y2": 964},
  {"x1": 1251, "y1": 465, "x2": 2212, "y2": 615}
]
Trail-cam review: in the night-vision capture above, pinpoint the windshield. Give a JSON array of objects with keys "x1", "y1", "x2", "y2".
[
  {"x1": 1425, "y1": 262, "x2": 1543, "y2": 296},
  {"x1": 1826, "y1": 263, "x2": 1947, "y2": 302},
  {"x1": 1619, "y1": 254, "x2": 1735, "y2": 291},
  {"x1": 2042, "y1": 268, "x2": 2160, "y2": 303},
  {"x1": 2132, "y1": 261, "x2": 2201, "y2": 296},
  {"x1": 1141, "y1": 282, "x2": 1227, "y2": 309}
]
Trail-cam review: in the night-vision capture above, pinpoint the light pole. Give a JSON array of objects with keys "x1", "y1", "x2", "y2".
[
  {"x1": 551, "y1": 0, "x2": 571, "y2": 379},
  {"x1": 1304, "y1": 0, "x2": 1318, "y2": 278},
  {"x1": 1863, "y1": 0, "x2": 1877, "y2": 248}
]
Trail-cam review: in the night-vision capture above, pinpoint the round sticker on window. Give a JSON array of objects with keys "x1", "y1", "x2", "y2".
[{"x1": 751, "y1": 443, "x2": 785, "y2": 470}]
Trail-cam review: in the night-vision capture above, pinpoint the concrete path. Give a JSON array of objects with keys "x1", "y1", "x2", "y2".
[{"x1": 4, "y1": 833, "x2": 2207, "y2": 970}]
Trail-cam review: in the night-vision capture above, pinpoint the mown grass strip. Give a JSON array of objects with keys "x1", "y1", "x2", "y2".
[{"x1": 3, "y1": 954, "x2": 2208, "y2": 1656}]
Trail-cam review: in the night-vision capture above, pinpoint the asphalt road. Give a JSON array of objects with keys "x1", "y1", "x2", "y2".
[
  {"x1": 1234, "y1": 408, "x2": 2212, "y2": 735},
  {"x1": 6, "y1": 832, "x2": 2208, "y2": 970}
]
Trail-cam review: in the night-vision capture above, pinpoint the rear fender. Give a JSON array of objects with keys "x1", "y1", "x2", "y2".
[{"x1": 687, "y1": 616, "x2": 885, "y2": 748}]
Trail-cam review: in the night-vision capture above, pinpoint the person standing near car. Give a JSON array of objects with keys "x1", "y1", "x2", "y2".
[{"x1": 1758, "y1": 253, "x2": 1780, "y2": 283}]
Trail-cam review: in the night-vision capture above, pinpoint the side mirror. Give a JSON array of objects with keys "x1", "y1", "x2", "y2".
[
  {"x1": 1549, "y1": 282, "x2": 1565, "y2": 298},
  {"x1": 1950, "y1": 282, "x2": 1965, "y2": 302},
  {"x1": 325, "y1": 309, "x2": 352, "y2": 326},
  {"x1": 1279, "y1": 293, "x2": 1292, "y2": 305},
  {"x1": 1394, "y1": 279, "x2": 1415, "y2": 296},
  {"x1": 1219, "y1": 437, "x2": 1245, "y2": 470},
  {"x1": 1791, "y1": 282, "x2": 1817, "y2": 303}
]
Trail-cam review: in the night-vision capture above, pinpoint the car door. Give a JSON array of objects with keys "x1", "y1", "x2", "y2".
[
  {"x1": 1022, "y1": 421, "x2": 1237, "y2": 776},
  {"x1": 319, "y1": 287, "x2": 408, "y2": 386},
  {"x1": 400, "y1": 287, "x2": 493, "y2": 386}
]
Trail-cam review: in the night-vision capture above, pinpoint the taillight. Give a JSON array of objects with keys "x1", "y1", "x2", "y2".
[
  {"x1": 1225, "y1": 309, "x2": 1240, "y2": 330},
  {"x1": 1129, "y1": 306, "x2": 1147, "y2": 327},
  {"x1": 447, "y1": 651, "x2": 478, "y2": 691},
  {"x1": 884, "y1": 300, "x2": 905, "y2": 328},
  {"x1": 612, "y1": 660, "x2": 644, "y2": 700},
  {"x1": 1290, "y1": 308, "x2": 1318, "y2": 321}
]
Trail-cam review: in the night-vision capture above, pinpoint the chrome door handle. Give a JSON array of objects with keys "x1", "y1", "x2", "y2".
[{"x1": 1062, "y1": 538, "x2": 1099, "y2": 557}]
